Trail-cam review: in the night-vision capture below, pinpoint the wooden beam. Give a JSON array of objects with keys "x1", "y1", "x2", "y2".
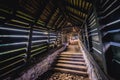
[
  {"x1": 50, "y1": 9, "x2": 60, "y2": 28},
  {"x1": 53, "y1": 14, "x2": 62, "y2": 29},
  {"x1": 64, "y1": 0, "x2": 88, "y2": 15},
  {"x1": 69, "y1": 13, "x2": 84, "y2": 23},
  {"x1": 69, "y1": 17, "x2": 82, "y2": 26},
  {"x1": 66, "y1": 9, "x2": 85, "y2": 20},
  {"x1": 45, "y1": 7, "x2": 57, "y2": 29},
  {"x1": 57, "y1": 18, "x2": 66, "y2": 29}
]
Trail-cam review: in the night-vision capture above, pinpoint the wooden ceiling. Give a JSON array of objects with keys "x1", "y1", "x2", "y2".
[
  {"x1": 0, "y1": 0, "x2": 93, "y2": 31},
  {"x1": 64, "y1": 0, "x2": 92, "y2": 26}
]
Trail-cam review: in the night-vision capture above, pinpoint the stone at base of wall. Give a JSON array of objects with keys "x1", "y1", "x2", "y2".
[
  {"x1": 79, "y1": 40, "x2": 108, "y2": 80},
  {"x1": 79, "y1": 42, "x2": 97, "y2": 80},
  {"x1": 16, "y1": 47, "x2": 65, "y2": 80}
]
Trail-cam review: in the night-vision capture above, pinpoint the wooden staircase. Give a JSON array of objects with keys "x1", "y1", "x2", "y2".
[
  {"x1": 37, "y1": 45, "x2": 89, "y2": 80},
  {"x1": 53, "y1": 52, "x2": 88, "y2": 77}
]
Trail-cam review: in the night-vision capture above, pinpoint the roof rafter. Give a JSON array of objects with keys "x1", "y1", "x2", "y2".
[
  {"x1": 53, "y1": 14, "x2": 63, "y2": 28},
  {"x1": 45, "y1": 7, "x2": 57, "y2": 29},
  {"x1": 66, "y1": 9, "x2": 85, "y2": 20},
  {"x1": 69, "y1": 13, "x2": 84, "y2": 23},
  {"x1": 64, "y1": 0, "x2": 88, "y2": 15},
  {"x1": 69, "y1": 17, "x2": 82, "y2": 25},
  {"x1": 58, "y1": 20, "x2": 67, "y2": 30},
  {"x1": 57, "y1": 18, "x2": 66, "y2": 29}
]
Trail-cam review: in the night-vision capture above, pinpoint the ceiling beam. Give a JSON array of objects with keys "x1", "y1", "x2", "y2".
[
  {"x1": 62, "y1": 25, "x2": 81, "y2": 29},
  {"x1": 57, "y1": 18, "x2": 65, "y2": 29},
  {"x1": 64, "y1": 0, "x2": 88, "y2": 15},
  {"x1": 53, "y1": 15, "x2": 63, "y2": 28},
  {"x1": 35, "y1": 0, "x2": 51, "y2": 29},
  {"x1": 45, "y1": 7, "x2": 57, "y2": 29},
  {"x1": 57, "y1": 20, "x2": 67, "y2": 30},
  {"x1": 51, "y1": 11, "x2": 60, "y2": 28},
  {"x1": 69, "y1": 15, "x2": 82, "y2": 25},
  {"x1": 69, "y1": 13, "x2": 84, "y2": 23},
  {"x1": 69, "y1": 18, "x2": 81, "y2": 26},
  {"x1": 70, "y1": 21, "x2": 78, "y2": 26},
  {"x1": 66, "y1": 9, "x2": 85, "y2": 20},
  {"x1": 55, "y1": 16, "x2": 64, "y2": 29},
  {"x1": 56, "y1": 0, "x2": 69, "y2": 21}
]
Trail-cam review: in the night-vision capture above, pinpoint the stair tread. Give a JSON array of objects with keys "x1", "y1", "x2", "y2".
[
  {"x1": 60, "y1": 54, "x2": 83, "y2": 56},
  {"x1": 55, "y1": 63, "x2": 87, "y2": 70},
  {"x1": 54, "y1": 67, "x2": 88, "y2": 76},
  {"x1": 59, "y1": 55, "x2": 84, "y2": 58},
  {"x1": 58, "y1": 57, "x2": 85, "y2": 61},
  {"x1": 57, "y1": 60, "x2": 86, "y2": 65},
  {"x1": 60, "y1": 53, "x2": 83, "y2": 55}
]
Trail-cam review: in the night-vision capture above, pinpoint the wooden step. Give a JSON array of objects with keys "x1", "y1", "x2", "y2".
[
  {"x1": 59, "y1": 55, "x2": 84, "y2": 58},
  {"x1": 55, "y1": 63, "x2": 87, "y2": 71},
  {"x1": 60, "y1": 53, "x2": 83, "y2": 55},
  {"x1": 60, "y1": 54, "x2": 83, "y2": 56},
  {"x1": 58, "y1": 57, "x2": 85, "y2": 62},
  {"x1": 57, "y1": 60, "x2": 86, "y2": 66},
  {"x1": 54, "y1": 67, "x2": 88, "y2": 77}
]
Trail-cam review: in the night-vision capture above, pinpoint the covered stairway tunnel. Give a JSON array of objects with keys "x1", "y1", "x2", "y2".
[{"x1": 0, "y1": 0, "x2": 120, "y2": 80}]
